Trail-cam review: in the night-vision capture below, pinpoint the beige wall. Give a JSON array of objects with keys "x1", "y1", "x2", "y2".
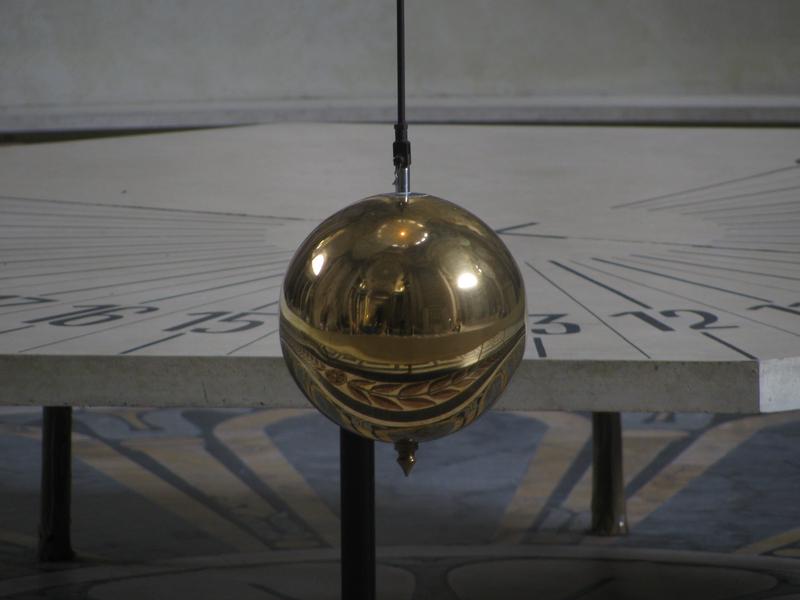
[{"x1": 2, "y1": 0, "x2": 799, "y2": 130}]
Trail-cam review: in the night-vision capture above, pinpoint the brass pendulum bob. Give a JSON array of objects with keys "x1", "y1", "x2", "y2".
[
  {"x1": 279, "y1": 192, "x2": 527, "y2": 475},
  {"x1": 278, "y1": 0, "x2": 526, "y2": 476}
]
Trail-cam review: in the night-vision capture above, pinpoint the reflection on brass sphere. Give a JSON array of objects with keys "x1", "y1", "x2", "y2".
[{"x1": 280, "y1": 193, "x2": 526, "y2": 471}]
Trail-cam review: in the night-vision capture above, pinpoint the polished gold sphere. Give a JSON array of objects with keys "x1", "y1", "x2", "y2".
[{"x1": 280, "y1": 193, "x2": 525, "y2": 469}]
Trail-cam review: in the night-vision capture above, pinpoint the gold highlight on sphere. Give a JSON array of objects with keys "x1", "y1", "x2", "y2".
[{"x1": 279, "y1": 193, "x2": 526, "y2": 468}]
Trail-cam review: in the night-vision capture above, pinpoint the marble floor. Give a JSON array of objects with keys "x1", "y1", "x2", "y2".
[{"x1": 2, "y1": 407, "x2": 800, "y2": 599}]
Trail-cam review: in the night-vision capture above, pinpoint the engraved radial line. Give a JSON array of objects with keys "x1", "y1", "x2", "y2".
[
  {"x1": 667, "y1": 249, "x2": 800, "y2": 267},
  {"x1": 629, "y1": 255, "x2": 800, "y2": 282},
  {"x1": 700, "y1": 331, "x2": 758, "y2": 360},
  {"x1": 571, "y1": 260, "x2": 800, "y2": 337},
  {"x1": 143, "y1": 272, "x2": 284, "y2": 303},
  {"x1": 682, "y1": 198, "x2": 800, "y2": 216},
  {"x1": 705, "y1": 246, "x2": 800, "y2": 256},
  {"x1": 620, "y1": 256, "x2": 800, "y2": 294},
  {"x1": 715, "y1": 239, "x2": 800, "y2": 247},
  {"x1": 721, "y1": 231, "x2": 800, "y2": 239},
  {"x1": 495, "y1": 221, "x2": 539, "y2": 234},
  {"x1": 0, "y1": 207, "x2": 280, "y2": 225},
  {"x1": 526, "y1": 261, "x2": 651, "y2": 358},
  {"x1": 0, "y1": 240, "x2": 272, "y2": 252},
  {"x1": 720, "y1": 225, "x2": 800, "y2": 233},
  {"x1": 0, "y1": 303, "x2": 57, "y2": 318},
  {"x1": 716, "y1": 213, "x2": 800, "y2": 227},
  {"x1": 716, "y1": 209, "x2": 800, "y2": 218},
  {"x1": 119, "y1": 333, "x2": 186, "y2": 355},
  {"x1": 493, "y1": 412, "x2": 591, "y2": 544},
  {"x1": 122, "y1": 436, "x2": 282, "y2": 544},
  {"x1": 0, "y1": 245, "x2": 269, "y2": 265},
  {"x1": 715, "y1": 231, "x2": 800, "y2": 240},
  {"x1": 725, "y1": 225, "x2": 800, "y2": 232},
  {"x1": 725, "y1": 229, "x2": 800, "y2": 240},
  {"x1": 725, "y1": 232, "x2": 800, "y2": 239},
  {"x1": 3, "y1": 233, "x2": 265, "y2": 240},
  {"x1": 549, "y1": 260, "x2": 652, "y2": 308},
  {"x1": 0, "y1": 325, "x2": 34, "y2": 336},
  {"x1": 0, "y1": 250, "x2": 292, "y2": 281},
  {"x1": 592, "y1": 258, "x2": 772, "y2": 303},
  {"x1": 0, "y1": 222, "x2": 265, "y2": 231},
  {"x1": 610, "y1": 164, "x2": 800, "y2": 209},
  {"x1": 34, "y1": 266, "x2": 279, "y2": 302},
  {"x1": 249, "y1": 300, "x2": 279, "y2": 311},
  {"x1": 500, "y1": 233, "x2": 800, "y2": 255},
  {"x1": 499, "y1": 232, "x2": 567, "y2": 240},
  {"x1": 724, "y1": 217, "x2": 800, "y2": 227},
  {"x1": 0, "y1": 268, "x2": 282, "y2": 319},
  {"x1": 686, "y1": 246, "x2": 800, "y2": 255},
  {"x1": 0, "y1": 193, "x2": 306, "y2": 222},
  {"x1": 19, "y1": 259, "x2": 287, "y2": 294},
  {"x1": 710, "y1": 212, "x2": 800, "y2": 222},
  {"x1": 17, "y1": 283, "x2": 281, "y2": 352},
  {"x1": 716, "y1": 222, "x2": 800, "y2": 230},
  {"x1": 649, "y1": 184, "x2": 800, "y2": 212},
  {"x1": 40, "y1": 260, "x2": 289, "y2": 297},
  {"x1": 624, "y1": 256, "x2": 798, "y2": 293},
  {"x1": 626, "y1": 413, "x2": 800, "y2": 529},
  {"x1": 214, "y1": 409, "x2": 341, "y2": 547},
  {"x1": 226, "y1": 329, "x2": 279, "y2": 356}
]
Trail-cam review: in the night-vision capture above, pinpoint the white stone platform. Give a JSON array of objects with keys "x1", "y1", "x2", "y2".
[{"x1": 0, "y1": 124, "x2": 798, "y2": 412}]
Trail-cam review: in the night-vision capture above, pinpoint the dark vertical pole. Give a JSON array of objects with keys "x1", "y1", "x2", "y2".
[
  {"x1": 340, "y1": 428, "x2": 376, "y2": 600},
  {"x1": 591, "y1": 411, "x2": 628, "y2": 536},
  {"x1": 38, "y1": 406, "x2": 75, "y2": 561}
]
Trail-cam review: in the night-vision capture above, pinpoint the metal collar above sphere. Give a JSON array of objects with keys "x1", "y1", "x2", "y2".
[{"x1": 279, "y1": 193, "x2": 526, "y2": 445}]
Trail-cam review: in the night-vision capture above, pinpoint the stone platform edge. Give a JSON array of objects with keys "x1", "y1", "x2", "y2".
[{"x1": 1, "y1": 354, "x2": 790, "y2": 414}]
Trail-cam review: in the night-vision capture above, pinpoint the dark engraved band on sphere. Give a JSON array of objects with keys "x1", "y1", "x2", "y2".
[
  {"x1": 281, "y1": 317, "x2": 525, "y2": 422},
  {"x1": 280, "y1": 316, "x2": 525, "y2": 442}
]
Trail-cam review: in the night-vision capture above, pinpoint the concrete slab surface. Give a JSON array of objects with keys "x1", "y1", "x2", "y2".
[{"x1": 0, "y1": 124, "x2": 798, "y2": 411}]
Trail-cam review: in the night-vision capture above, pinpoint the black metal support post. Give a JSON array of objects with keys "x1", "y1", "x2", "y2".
[
  {"x1": 340, "y1": 428, "x2": 376, "y2": 600},
  {"x1": 591, "y1": 411, "x2": 629, "y2": 536},
  {"x1": 38, "y1": 406, "x2": 75, "y2": 561}
]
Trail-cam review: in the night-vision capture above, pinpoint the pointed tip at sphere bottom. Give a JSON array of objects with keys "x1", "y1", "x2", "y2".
[
  {"x1": 397, "y1": 455, "x2": 416, "y2": 477},
  {"x1": 279, "y1": 192, "x2": 526, "y2": 452},
  {"x1": 395, "y1": 439, "x2": 418, "y2": 476}
]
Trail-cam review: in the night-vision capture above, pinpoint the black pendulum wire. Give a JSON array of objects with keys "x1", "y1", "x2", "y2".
[
  {"x1": 341, "y1": 4, "x2": 409, "y2": 598},
  {"x1": 393, "y1": 0, "x2": 411, "y2": 194}
]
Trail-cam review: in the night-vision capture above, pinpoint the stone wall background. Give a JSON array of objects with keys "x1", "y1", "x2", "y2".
[{"x1": 2, "y1": 0, "x2": 799, "y2": 130}]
